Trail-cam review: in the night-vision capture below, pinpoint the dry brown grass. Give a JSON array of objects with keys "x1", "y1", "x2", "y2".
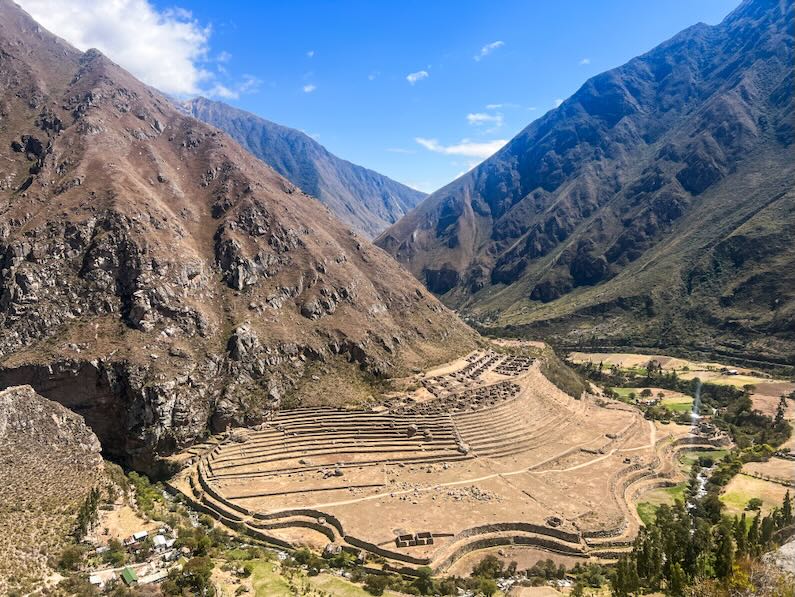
[{"x1": 0, "y1": 386, "x2": 104, "y2": 594}]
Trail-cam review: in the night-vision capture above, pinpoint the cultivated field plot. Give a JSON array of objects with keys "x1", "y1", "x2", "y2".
[{"x1": 173, "y1": 347, "x2": 713, "y2": 571}]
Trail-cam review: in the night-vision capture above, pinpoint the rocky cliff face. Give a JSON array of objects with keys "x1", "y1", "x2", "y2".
[
  {"x1": 183, "y1": 97, "x2": 426, "y2": 238},
  {"x1": 0, "y1": 0, "x2": 476, "y2": 473},
  {"x1": 376, "y1": 0, "x2": 795, "y2": 366}
]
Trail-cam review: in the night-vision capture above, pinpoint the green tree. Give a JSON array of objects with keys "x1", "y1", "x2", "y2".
[
  {"x1": 364, "y1": 574, "x2": 390, "y2": 596},
  {"x1": 58, "y1": 545, "x2": 84, "y2": 571},
  {"x1": 471, "y1": 555, "x2": 504, "y2": 579},
  {"x1": 714, "y1": 523, "x2": 734, "y2": 580},
  {"x1": 734, "y1": 513, "x2": 747, "y2": 556},
  {"x1": 748, "y1": 511, "x2": 761, "y2": 557},
  {"x1": 164, "y1": 556, "x2": 215, "y2": 596},
  {"x1": 611, "y1": 555, "x2": 640, "y2": 596},
  {"x1": 783, "y1": 490, "x2": 793, "y2": 525},
  {"x1": 745, "y1": 497, "x2": 763, "y2": 511},
  {"x1": 413, "y1": 566, "x2": 434, "y2": 595},
  {"x1": 669, "y1": 562, "x2": 687, "y2": 596},
  {"x1": 478, "y1": 578, "x2": 498, "y2": 597},
  {"x1": 774, "y1": 396, "x2": 787, "y2": 427}
]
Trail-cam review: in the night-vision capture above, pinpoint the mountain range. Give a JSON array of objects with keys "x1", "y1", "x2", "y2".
[
  {"x1": 182, "y1": 97, "x2": 426, "y2": 238},
  {"x1": 0, "y1": 0, "x2": 475, "y2": 473},
  {"x1": 376, "y1": 0, "x2": 795, "y2": 367}
]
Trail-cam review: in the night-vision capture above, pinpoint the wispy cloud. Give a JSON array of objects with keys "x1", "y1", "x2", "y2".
[
  {"x1": 579, "y1": 57, "x2": 591, "y2": 65},
  {"x1": 17, "y1": 0, "x2": 219, "y2": 97},
  {"x1": 303, "y1": 83, "x2": 317, "y2": 93},
  {"x1": 306, "y1": 50, "x2": 315, "y2": 58},
  {"x1": 415, "y1": 137, "x2": 507, "y2": 159},
  {"x1": 467, "y1": 112, "x2": 504, "y2": 127},
  {"x1": 554, "y1": 98, "x2": 564, "y2": 107},
  {"x1": 404, "y1": 180, "x2": 435, "y2": 193},
  {"x1": 386, "y1": 147, "x2": 415, "y2": 154},
  {"x1": 474, "y1": 40, "x2": 504, "y2": 61},
  {"x1": 204, "y1": 73, "x2": 261, "y2": 100},
  {"x1": 368, "y1": 71, "x2": 379, "y2": 81},
  {"x1": 528, "y1": 106, "x2": 538, "y2": 111},
  {"x1": 406, "y1": 70, "x2": 429, "y2": 85}
]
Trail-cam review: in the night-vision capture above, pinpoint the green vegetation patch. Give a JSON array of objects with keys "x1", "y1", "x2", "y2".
[
  {"x1": 679, "y1": 449, "x2": 729, "y2": 468},
  {"x1": 637, "y1": 502, "x2": 657, "y2": 526},
  {"x1": 662, "y1": 396, "x2": 693, "y2": 412}
]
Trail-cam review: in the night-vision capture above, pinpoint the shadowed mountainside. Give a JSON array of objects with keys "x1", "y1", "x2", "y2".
[
  {"x1": 376, "y1": 0, "x2": 795, "y2": 366},
  {"x1": 0, "y1": 0, "x2": 476, "y2": 473},
  {"x1": 183, "y1": 97, "x2": 426, "y2": 238}
]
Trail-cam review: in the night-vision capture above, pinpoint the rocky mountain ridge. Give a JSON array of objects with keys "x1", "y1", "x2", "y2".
[
  {"x1": 182, "y1": 97, "x2": 426, "y2": 238},
  {"x1": 376, "y1": 0, "x2": 795, "y2": 366},
  {"x1": 0, "y1": 0, "x2": 476, "y2": 473}
]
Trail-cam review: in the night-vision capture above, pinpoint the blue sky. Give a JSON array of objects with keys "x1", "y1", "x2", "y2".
[{"x1": 21, "y1": 0, "x2": 739, "y2": 193}]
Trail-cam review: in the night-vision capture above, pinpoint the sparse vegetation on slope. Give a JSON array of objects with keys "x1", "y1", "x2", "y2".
[{"x1": 377, "y1": 0, "x2": 795, "y2": 366}]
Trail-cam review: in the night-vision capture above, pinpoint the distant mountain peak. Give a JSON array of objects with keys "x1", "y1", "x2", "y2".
[{"x1": 183, "y1": 96, "x2": 426, "y2": 238}]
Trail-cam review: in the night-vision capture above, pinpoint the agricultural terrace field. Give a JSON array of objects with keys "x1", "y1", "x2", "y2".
[{"x1": 173, "y1": 343, "x2": 709, "y2": 572}]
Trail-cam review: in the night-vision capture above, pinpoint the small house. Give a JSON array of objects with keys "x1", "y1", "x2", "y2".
[{"x1": 121, "y1": 567, "x2": 138, "y2": 586}]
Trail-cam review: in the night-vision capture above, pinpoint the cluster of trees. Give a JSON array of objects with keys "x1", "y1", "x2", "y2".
[
  {"x1": 73, "y1": 487, "x2": 101, "y2": 541},
  {"x1": 611, "y1": 490, "x2": 793, "y2": 596},
  {"x1": 575, "y1": 361, "x2": 793, "y2": 448}
]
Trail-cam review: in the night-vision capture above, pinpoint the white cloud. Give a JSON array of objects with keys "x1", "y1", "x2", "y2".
[
  {"x1": 485, "y1": 103, "x2": 503, "y2": 110},
  {"x1": 306, "y1": 50, "x2": 315, "y2": 58},
  {"x1": 17, "y1": 0, "x2": 216, "y2": 97},
  {"x1": 466, "y1": 112, "x2": 504, "y2": 127},
  {"x1": 206, "y1": 83, "x2": 237, "y2": 99},
  {"x1": 554, "y1": 98, "x2": 564, "y2": 107},
  {"x1": 204, "y1": 74, "x2": 261, "y2": 100},
  {"x1": 579, "y1": 57, "x2": 591, "y2": 65},
  {"x1": 303, "y1": 84, "x2": 317, "y2": 93},
  {"x1": 415, "y1": 137, "x2": 507, "y2": 159},
  {"x1": 406, "y1": 70, "x2": 429, "y2": 85},
  {"x1": 474, "y1": 40, "x2": 504, "y2": 61},
  {"x1": 528, "y1": 106, "x2": 538, "y2": 111},
  {"x1": 217, "y1": 50, "x2": 232, "y2": 63},
  {"x1": 386, "y1": 147, "x2": 415, "y2": 154}
]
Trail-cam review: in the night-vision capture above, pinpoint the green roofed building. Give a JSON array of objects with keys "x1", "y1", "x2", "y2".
[{"x1": 121, "y1": 567, "x2": 138, "y2": 586}]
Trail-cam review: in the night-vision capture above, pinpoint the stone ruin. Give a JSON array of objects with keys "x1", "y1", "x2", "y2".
[{"x1": 395, "y1": 531, "x2": 434, "y2": 548}]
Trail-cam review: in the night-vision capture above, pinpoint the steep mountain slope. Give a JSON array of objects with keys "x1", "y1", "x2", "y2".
[
  {"x1": 377, "y1": 0, "x2": 795, "y2": 366},
  {"x1": 0, "y1": 385, "x2": 103, "y2": 593},
  {"x1": 0, "y1": 0, "x2": 476, "y2": 473},
  {"x1": 183, "y1": 97, "x2": 425, "y2": 238}
]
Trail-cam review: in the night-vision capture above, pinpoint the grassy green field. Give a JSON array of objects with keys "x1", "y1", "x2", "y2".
[
  {"x1": 636, "y1": 483, "x2": 686, "y2": 525},
  {"x1": 678, "y1": 449, "x2": 729, "y2": 468},
  {"x1": 611, "y1": 388, "x2": 693, "y2": 414},
  {"x1": 661, "y1": 396, "x2": 693, "y2": 413},
  {"x1": 612, "y1": 387, "x2": 638, "y2": 399},
  {"x1": 720, "y1": 475, "x2": 790, "y2": 518},
  {"x1": 245, "y1": 561, "x2": 408, "y2": 597}
]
